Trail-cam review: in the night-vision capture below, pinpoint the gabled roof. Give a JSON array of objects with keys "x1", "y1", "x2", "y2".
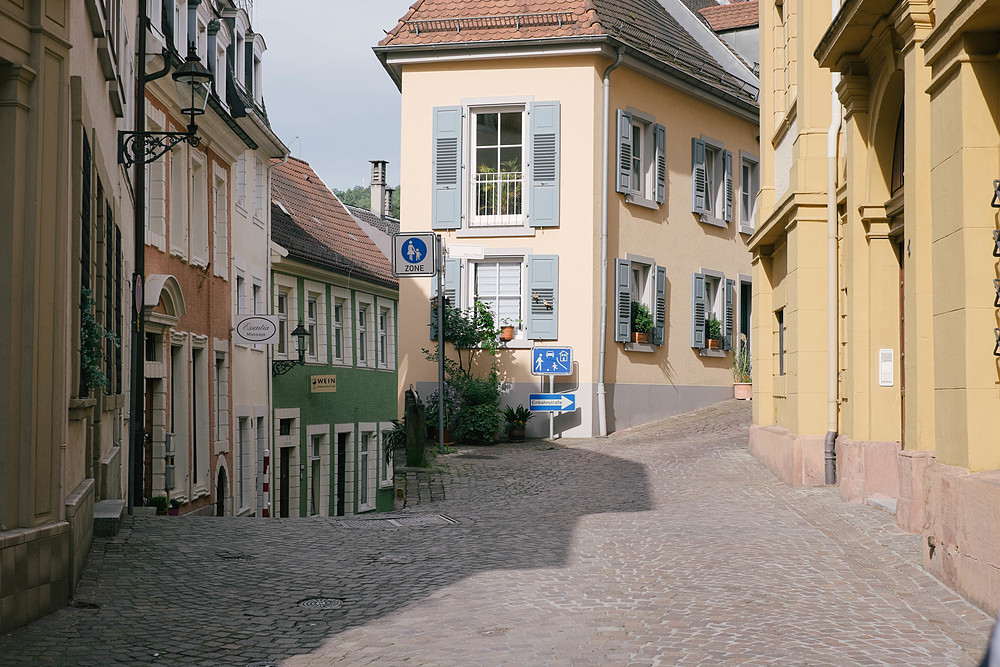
[
  {"x1": 270, "y1": 158, "x2": 398, "y2": 290},
  {"x1": 343, "y1": 205, "x2": 401, "y2": 238},
  {"x1": 699, "y1": 1, "x2": 758, "y2": 32},
  {"x1": 377, "y1": 0, "x2": 758, "y2": 107}
]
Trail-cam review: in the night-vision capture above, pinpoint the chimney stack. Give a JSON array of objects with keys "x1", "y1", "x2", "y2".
[
  {"x1": 369, "y1": 160, "x2": 387, "y2": 217},
  {"x1": 384, "y1": 187, "x2": 394, "y2": 218}
]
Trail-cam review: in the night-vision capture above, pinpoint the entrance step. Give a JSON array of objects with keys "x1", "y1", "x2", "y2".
[{"x1": 93, "y1": 500, "x2": 126, "y2": 537}]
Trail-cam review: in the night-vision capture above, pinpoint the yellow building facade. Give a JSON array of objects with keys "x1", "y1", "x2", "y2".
[{"x1": 753, "y1": 0, "x2": 1000, "y2": 614}]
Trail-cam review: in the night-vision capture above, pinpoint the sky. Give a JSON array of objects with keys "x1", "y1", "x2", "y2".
[{"x1": 254, "y1": 1, "x2": 407, "y2": 191}]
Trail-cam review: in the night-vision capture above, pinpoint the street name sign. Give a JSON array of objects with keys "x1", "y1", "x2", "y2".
[
  {"x1": 531, "y1": 346, "x2": 573, "y2": 375},
  {"x1": 391, "y1": 233, "x2": 437, "y2": 277},
  {"x1": 528, "y1": 393, "x2": 576, "y2": 412}
]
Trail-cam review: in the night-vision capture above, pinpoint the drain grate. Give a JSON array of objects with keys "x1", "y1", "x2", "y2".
[
  {"x1": 220, "y1": 555, "x2": 255, "y2": 562},
  {"x1": 456, "y1": 454, "x2": 499, "y2": 460},
  {"x1": 298, "y1": 597, "x2": 343, "y2": 610},
  {"x1": 340, "y1": 514, "x2": 457, "y2": 529}
]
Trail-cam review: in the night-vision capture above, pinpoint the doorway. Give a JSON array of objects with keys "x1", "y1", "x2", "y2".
[
  {"x1": 216, "y1": 468, "x2": 227, "y2": 516},
  {"x1": 279, "y1": 447, "x2": 290, "y2": 518},
  {"x1": 336, "y1": 433, "x2": 348, "y2": 517}
]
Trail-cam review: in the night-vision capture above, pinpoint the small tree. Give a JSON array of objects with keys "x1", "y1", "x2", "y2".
[{"x1": 425, "y1": 300, "x2": 501, "y2": 380}]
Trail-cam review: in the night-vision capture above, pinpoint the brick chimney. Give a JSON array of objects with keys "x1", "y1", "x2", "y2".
[
  {"x1": 384, "y1": 187, "x2": 394, "y2": 218},
  {"x1": 369, "y1": 160, "x2": 387, "y2": 217}
]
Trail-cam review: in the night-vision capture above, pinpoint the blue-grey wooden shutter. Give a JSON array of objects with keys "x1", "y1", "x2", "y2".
[
  {"x1": 691, "y1": 273, "x2": 706, "y2": 348},
  {"x1": 529, "y1": 101, "x2": 560, "y2": 228},
  {"x1": 723, "y1": 149, "x2": 733, "y2": 223},
  {"x1": 653, "y1": 265, "x2": 666, "y2": 346},
  {"x1": 616, "y1": 109, "x2": 632, "y2": 194},
  {"x1": 691, "y1": 138, "x2": 707, "y2": 214},
  {"x1": 527, "y1": 255, "x2": 558, "y2": 340},
  {"x1": 723, "y1": 278, "x2": 735, "y2": 350},
  {"x1": 654, "y1": 124, "x2": 666, "y2": 205},
  {"x1": 432, "y1": 106, "x2": 463, "y2": 230},
  {"x1": 614, "y1": 259, "x2": 631, "y2": 343},
  {"x1": 430, "y1": 257, "x2": 462, "y2": 340}
]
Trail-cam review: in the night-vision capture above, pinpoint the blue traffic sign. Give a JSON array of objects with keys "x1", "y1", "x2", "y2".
[
  {"x1": 391, "y1": 233, "x2": 437, "y2": 277},
  {"x1": 528, "y1": 393, "x2": 576, "y2": 412},
  {"x1": 531, "y1": 346, "x2": 573, "y2": 375}
]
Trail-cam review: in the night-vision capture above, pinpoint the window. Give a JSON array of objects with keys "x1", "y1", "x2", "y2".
[
  {"x1": 190, "y1": 152, "x2": 209, "y2": 265},
  {"x1": 690, "y1": 271, "x2": 735, "y2": 351},
  {"x1": 357, "y1": 304, "x2": 368, "y2": 365},
  {"x1": 379, "y1": 308, "x2": 389, "y2": 368},
  {"x1": 169, "y1": 142, "x2": 187, "y2": 257},
  {"x1": 146, "y1": 115, "x2": 167, "y2": 249},
  {"x1": 254, "y1": 158, "x2": 264, "y2": 223},
  {"x1": 359, "y1": 432, "x2": 371, "y2": 510},
  {"x1": 238, "y1": 417, "x2": 251, "y2": 511},
  {"x1": 379, "y1": 424, "x2": 393, "y2": 488},
  {"x1": 472, "y1": 108, "x2": 524, "y2": 227},
  {"x1": 431, "y1": 100, "x2": 560, "y2": 232},
  {"x1": 213, "y1": 168, "x2": 227, "y2": 278},
  {"x1": 236, "y1": 271, "x2": 246, "y2": 315},
  {"x1": 776, "y1": 309, "x2": 785, "y2": 376},
  {"x1": 306, "y1": 295, "x2": 318, "y2": 361},
  {"x1": 279, "y1": 418, "x2": 292, "y2": 436},
  {"x1": 333, "y1": 300, "x2": 344, "y2": 362},
  {"x1": 616, "y1": 109, "x2": 666, "y2": 207},
  {"x1": 215, "y1": 354, "x2": 228, "y2": 443},
  {"x1": 432, "y1": 255, "x2": 559, "y2": 342},
  {"x1": 739, "y1": 152, "x2": 760, "y2": 235},
  {"x1": 692, "y1": 137, "x2": 733, "y2": 226},
  {"x1": 236, "y1": 153, "x2": 247, "y2": 211},
  {"x1": 309, "y1": 433, "x2": 322, "y2": 516},
  {"x1": 614, "y1": 256, "x2": 666, "y2": 346},
  {"x1": 304, "y1": 282, "x2": 326, "y2": 363},
  {"x1": 276, "y1": 290, "x2": 288, "y2": 356}
]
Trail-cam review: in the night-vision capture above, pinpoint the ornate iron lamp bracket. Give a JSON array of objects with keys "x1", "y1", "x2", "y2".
[{"x1": 118, "y1": 129, "x2": 200, "y2": 168}]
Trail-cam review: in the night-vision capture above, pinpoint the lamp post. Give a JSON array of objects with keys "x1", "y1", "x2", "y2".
[
  {"x1": 123, "y1": 2, "x2": 213, "y2": 513},
  {"x1": 272, "y1": 322, "x2": 311, "y2": 377}
]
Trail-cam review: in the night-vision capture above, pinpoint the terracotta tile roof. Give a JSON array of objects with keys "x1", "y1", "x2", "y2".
[
  {"x1": 270, "y1": 158, "x2": 398, "y2": 289},
  {"x1": 699, "y1": 1, "x2": 758, "y2": 32},
  {"x1": 379, "y1": 0, "x2": 758, "y2": 105}
]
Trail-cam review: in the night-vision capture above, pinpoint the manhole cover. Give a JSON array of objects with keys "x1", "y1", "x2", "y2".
[
  {"x1": 221, "y1": 555, "x2": 254, "y2": 562},
  {"x1": 298, "y1": 597, "x2": 344, "y2": 609},
  {"x1": 456, "y1": 454, "x2": 499, "y2": 460}
]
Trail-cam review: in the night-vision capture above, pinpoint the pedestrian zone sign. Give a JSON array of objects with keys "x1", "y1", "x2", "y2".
[
  {"x1": 531, "y1": 346, "x2": 573, "y2": 375},
  {"x1": 391, "y1": 233, "x2": 437, "y2": 277}
]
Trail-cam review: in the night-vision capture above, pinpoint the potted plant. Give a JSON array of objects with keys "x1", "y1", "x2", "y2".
[
  {"x1": 500, "y1": 318, "x2": 521, "y2": 342},
  {"x1": 502, "y1": 404, "x2": 534, "y2": 442},
  {"x1": 631, "y1": 302, "x2": 654, "y2": 343},
  {"x1": 149, "y1": 495, "x2": 168, "y2": 516},
  {"x1": 168, "y1": 498, "x2": 181, "y2": 516},
  {"x1": 732, "y1": 333, "x2": 752, "y2": 400},
  {"x1": 426, "y1": 382, "x2": 460, "y2": 444},
  {"x1": 705, "y1": 316, "x2": 722, "y2": 349}
]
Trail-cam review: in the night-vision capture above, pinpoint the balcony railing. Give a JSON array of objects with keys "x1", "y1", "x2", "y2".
[{"x1": 472, "y1": 171, "x2": 523, "y2": 227}]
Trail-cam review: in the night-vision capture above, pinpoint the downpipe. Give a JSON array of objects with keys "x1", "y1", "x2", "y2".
[
  {"x1": 825, "y1": 0, "x2": 842, "y2": 485},
  {"x1": 597, "y1": 46, "x2": 625, "y2": 438}
]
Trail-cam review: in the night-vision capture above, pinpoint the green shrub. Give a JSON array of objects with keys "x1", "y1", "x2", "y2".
[
  {"x1": 453, "y1": 371, "x2": 501, "y2": 444},
  {"x1": 502, "y1": 404, "x2": 534, "y2": 429},
  {"x1": 706, "y1": 315, "x2": 722, "y2": 341},
  {"x1": 148, "y1": 496, "x2": 168, "y2": 512},
  {"x1": 631, "y1": 302, "x2": 654, "y2": 333}
]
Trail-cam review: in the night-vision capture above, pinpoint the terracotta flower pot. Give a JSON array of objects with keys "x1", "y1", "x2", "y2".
[
  {"x1": 733, "y1": 382, "x2": 752, "y2": 400},
  {"x1": 631, "y1": 332, "x2": 649, "y2": 343},
  {"x1": 507, "y1": 427, "x2": 526, "y2": 442},
  {"x1": 706, "y1": 339, "x2": 720, "y2": 350},
  {"x1": 501, "y1": 326, "x2": 514, "y2": 341}
]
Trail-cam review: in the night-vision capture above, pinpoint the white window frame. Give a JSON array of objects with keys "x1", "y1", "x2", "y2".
[
  {"x1": 378, "y1": 421, "x2": 394, "y2": 488},
  {"x1": 212, "y1": 163, "x2": 228, "y2": 278},
  {"x1": 358, "y1": 424, "x2": 378, "y2": 512},
  {"x1": 702, "y1": 269, "x2": 725, "y2": 326},
  {"x1": 305, "y1": 424, "x2": 330, "y2": 517},
  {"x1": 626, "y1": 107, "x2": 656, "y2": 208},
  {"x1": 189, "y1": 151, "x2": 209, "y2": 267},
  {"x1": 468, "y1": 255, "x2": 527, "y2": 342},
  {"x1": 234, "y1": 265, "x2": 247, "y2": 316},
  {"x1": 273, "y1": 408, "x2": 300, "y2": 516},
  {"x1": 739, "y1": 151, "x2": 760, "y2": 235},
  {"x1": 237, "y1": 416, "x2": 251, "y2": 513},
  {"x1": 377, "y1": 300, "x2": 395, "y2": 370},
  {"x1": 168, "y1": 139, "x2": 188, "y2": 259},
  {"x1": 253, "y1": 157, "x2": 264, "y2": 224},
  {"x1": 304, "y1": 280, "x2": 327, "y2": 364},
  {"x1": 273, "y1": 273, "x2": 297, "y2": 360},
  {"x1": 700, "y1": 135, "x2": 726, "y2": 227},
  {"x1": 146, "y1": 108, "x2": 167, "y2": 250},
  {"x1": 235, "y1": 152, "x2": 248, "y2": 213},
  {"x1": 468, "y1": 103, "x2": 527, "y2": 230},
  {"x1": 356, "y1": 295, "x2": 374, "y2": 367},
  {"x1": 331, "y1": 287, "x2": 351, "y2": 366}
]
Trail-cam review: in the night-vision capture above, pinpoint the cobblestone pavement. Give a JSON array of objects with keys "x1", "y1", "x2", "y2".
[{"x1": 1, "y1": 401, "x2": 995, "y2": 666}]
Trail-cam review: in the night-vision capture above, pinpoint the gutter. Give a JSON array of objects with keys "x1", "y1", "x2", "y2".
[
  {"x1": 597, "y1": 46, "x2": 625, "y2": 438},
  {"x1": 825, "y1": 0, "x2": 842, "y2": 486}
]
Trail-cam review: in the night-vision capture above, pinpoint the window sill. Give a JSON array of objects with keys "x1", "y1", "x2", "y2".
[
  {"x1": 500, "y1": 338, "x2": 533, "y2": 350},
  {"x1": 625, "y1": 193, "x2": 658, "y2": 210},
  {"x1": 458, "y1": 226, "x2": 536, "y2": 238},
  {"x1": 699, "y1": 214, "x2": 728, "y2": 229},
  {"x1": 739, "y1": 222, "x2": 755, "y2": 236},
  {"x1": 697, "y1": 348, "x2": 727, "y2": 358},
  {"x1": 624, "y1": 342, "x2": 656, "y2": 353}
]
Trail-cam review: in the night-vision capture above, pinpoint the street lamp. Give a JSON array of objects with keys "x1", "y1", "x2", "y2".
[
  {"x1": 117, "y1": 49, "x2": 212, "y2": 167},
  {"x1": 272, "y1": 322, "x2": 311, "y2": 376}
]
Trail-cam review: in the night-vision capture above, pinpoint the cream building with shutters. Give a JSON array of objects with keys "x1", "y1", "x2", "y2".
[
  {"x1": 752, "y1": 0, "x2": 1000, "y2": 615},
  {"x1": 377, "y1": 0, "x2": 759, "y2": 436}
]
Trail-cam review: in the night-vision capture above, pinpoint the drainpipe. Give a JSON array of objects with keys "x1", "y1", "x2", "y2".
[
  {"x1": 598, "y1": 46, "x2": 625, "y2": 438},
  {"x1": 265, "y1": 152, "x2": 289, "y2": 517},
  {"x1": 825, "y1": 0, "x2": 842, "y2": 485}
]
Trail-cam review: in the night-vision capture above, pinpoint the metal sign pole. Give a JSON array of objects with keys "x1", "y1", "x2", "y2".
[
  {"x1": 549, "y1": 374, "x2": 554, "y2": 440},
  {"x1": 437, "y1": 234, "x2": 445, "y2": 453}
]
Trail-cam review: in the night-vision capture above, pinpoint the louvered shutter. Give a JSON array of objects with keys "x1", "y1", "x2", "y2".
[
  {"x1": 723, "y1": 149, "x2": 733, "y2": 223},
  {"x1": 691, "y1": 138, "x2": 707, "y2": 214},
  {"x1": 653, "y1": 265, "x2": 666, "y2": 346},
  {"x1": 614, "y1": 259, "x2": 631, "y2": 343},
  {"x1": 691, "y1": 273, "x2": 707, "y2": 349},
  {"x1": 529, "y1": 101, "x2": 560, "y2": 228},
  {"x1": 431, "y1": 106, "x2": 463, "y2": 230},
  {"x1": 616, "y1": 109, "x2": 632, "y2": 194},
  {"x1": 430, "y1": 257, "x2": 462, "y2": 340},
  {"x1": 527, "y1": 255, "x2": 558, "y2": 340},
  {"x1": 723, "y1": 278, "x2": 735, "y2": 350},
  {"x1": 654, "y1": 124, "x2": 666, "y2": 205}
]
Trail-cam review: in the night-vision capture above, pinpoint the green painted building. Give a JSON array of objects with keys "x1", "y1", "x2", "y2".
[{"x1": 269, "y1": 158, "x2": 398, "y2": 517}]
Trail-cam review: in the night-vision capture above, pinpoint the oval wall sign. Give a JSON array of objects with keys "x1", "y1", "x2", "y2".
[{"x1": 237, "y1": 316, "x2": 277, "y2": 343}]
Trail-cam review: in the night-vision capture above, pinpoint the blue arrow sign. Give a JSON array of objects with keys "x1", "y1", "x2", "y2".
[
  {"x1": 528, "y1": 393, "x2": 576, "y2": 412},
  {"x1": 531, "y1": 347, "x2": 573, "y2": 375}
]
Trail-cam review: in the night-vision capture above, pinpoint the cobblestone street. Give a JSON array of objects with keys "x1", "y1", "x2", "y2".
[{"x1": 1, "y1": 401, "x2": 994, "y2": 666}]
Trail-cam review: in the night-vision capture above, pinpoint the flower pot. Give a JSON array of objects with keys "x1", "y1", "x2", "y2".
[
  {"x1": 706, "y1": 339, "x2": 720, "y2": 350},
  {"x1": 631, "y1": 332, "x2": 649, "y2": 343},
  {"x1": 507, "y1": 427, "x2": 526, "y2": 442},
  {"x1": 733, "y1": 382, "x2": 752, "y2": 400},
  {"x1": 500, "y1": 326, "x2": 515, "y2": 341},
  {"x1": 168, "y1": 507, "x2": 180, "y2": 516}
]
